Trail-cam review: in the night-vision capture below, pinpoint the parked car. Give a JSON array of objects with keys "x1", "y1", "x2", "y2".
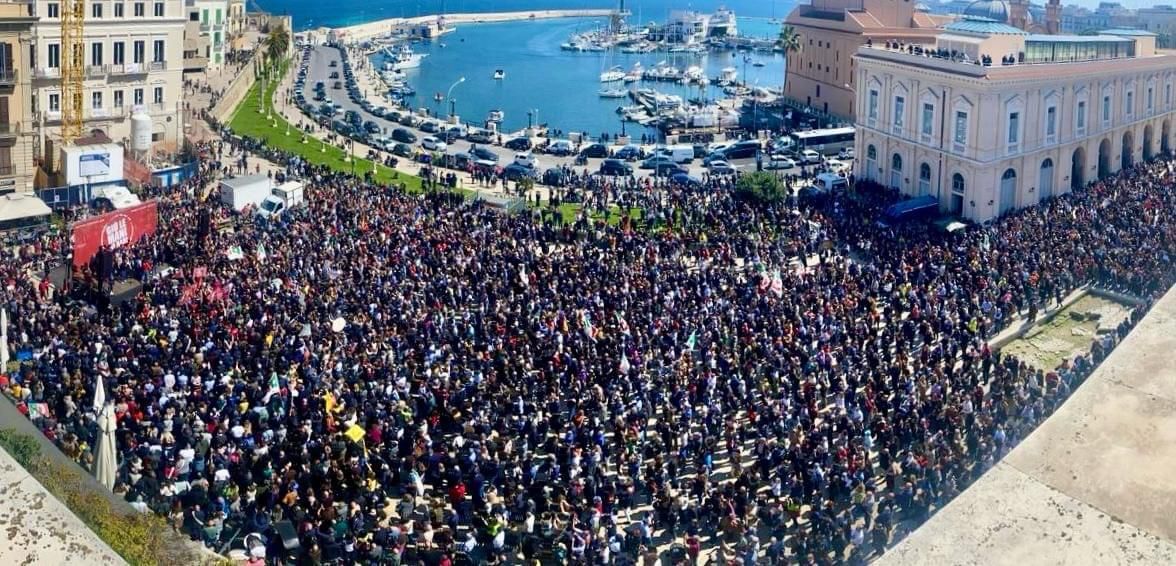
[
  {"x1": 329, "y1": 71, "x2": 340, "y2": 79},
  {"x1": 419, "y1": 121, "x2": 440, "y2": 134},
  {"x1": 391, "y1": 128, "x2": 417, "y2": 144},
  {"x1": 421, "y1": 136, "x2": 447, "y2": 151},
  {"x1": 722, "y1": 140, "x2": 762, "y2": 160},
  {"x1": 514, "y1": 151, "x2": 538, "y2": 169},
  {"x1": 599, "y1": 159, "x2": 633, "y2": 176},
  {"x1": 504, "y1": 137, "x2": 532, "y2": 151},
  {"x1": 546, "y1": 140, "x2": 574, "y2": 156},
  {"x1": 801, "y1": 149, "x2": 823, "y2": 164},
  {"x1": 614, "y1": 145, "x2": 644, "y2": 161},
  {"x1": 468, "y1": 129, "x2": 494, "y2": 144},
  {"x1": 580, "y1": 143, "x2": 609, "y2": 159},
  {"x1": 640, "y1": 155, "x2": 675, "y2": 170},
  {"x1": 838, "y1": 147, "x2": 855, "y2": 159},
  {"x1": 670, "y1": 172, "x2": 703, "y2": 188},
  {"x1": 653, "y1": 163, "x2": 689, "y2": 178},
  {"x1": 329, "y1": 60, "x2": 338, "y2": 67},
  {"x1": 332, "y1": 81, "x2": 342, "y2": 89},
  {"x1": 765, "y1": 155, "x2": 797, "y2": 170},
  {"x1": 398, "y1": 114, "x2": 419, "y2": 127},
  {"x1": 707, "y1": 160, "x2": 736, "y2": 175},
  {"x1": 824, "y1": 158, "x2": 851, "y2": 175},
  {"x1": 391, "y1": 143, "x2": 414, "y2": 158},
  {"x1": 364, "y1": 121, "x2": 381, "y2": 134},
  {"x1": 469, "y1": 144, "x2": 499, "y2": 163},
  {"x1": 502, "y1": 163, "x2": 539, "y2": 182}
]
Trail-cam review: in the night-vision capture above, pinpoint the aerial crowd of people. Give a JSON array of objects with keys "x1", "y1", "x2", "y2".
[{"x1": 0, "y1": 133, "x2": 1173, "y2": 565}]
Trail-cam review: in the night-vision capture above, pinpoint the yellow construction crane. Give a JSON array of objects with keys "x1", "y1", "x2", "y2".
[{"x1": 60, "y1": 0, "x2": 84, "y2": 144}]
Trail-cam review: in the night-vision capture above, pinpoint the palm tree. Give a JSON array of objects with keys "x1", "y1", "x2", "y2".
[
  {"x1": 777, "y1": 25, "x2": 801, "y2": 92},
  {"x1": 265, "y1": 23, "x2": 291, "y2": 68}
]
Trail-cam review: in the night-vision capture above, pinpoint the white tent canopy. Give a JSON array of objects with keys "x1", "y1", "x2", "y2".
[{"x1": 0, "y1": 194, "x2": 52, "y2": 223}]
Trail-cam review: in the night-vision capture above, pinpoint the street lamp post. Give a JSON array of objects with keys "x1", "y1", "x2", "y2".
[{"x1": 446, "y1": 76, "x2": 465, "y2": 121}]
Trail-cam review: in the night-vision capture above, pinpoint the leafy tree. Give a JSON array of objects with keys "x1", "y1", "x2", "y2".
[{"x1": 735, "y1": 171, "x2": 788, "y2": 204}]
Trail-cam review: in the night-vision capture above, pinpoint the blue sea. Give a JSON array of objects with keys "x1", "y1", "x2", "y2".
[
  {"x1": 265, "y1": 0, "x2": 795, "y2": 136},
  {"x1": 262, "y1": 0, "x2": 794, "y2": 31}
]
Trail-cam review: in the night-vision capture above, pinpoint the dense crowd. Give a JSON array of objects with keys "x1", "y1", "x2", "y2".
[{"x1": 1, "y1": 138, "x2": 1173, "y2": 565}]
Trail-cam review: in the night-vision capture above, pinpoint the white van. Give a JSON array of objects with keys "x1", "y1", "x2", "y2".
[
  {"x1": 655, "y1": 144, "x2": 694, "y2": 164},
  {"x1": 812, "y1": 172, "x2": 849, "y2": 193}
]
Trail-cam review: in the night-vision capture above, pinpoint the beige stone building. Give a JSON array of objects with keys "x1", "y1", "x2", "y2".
[
  {"x1": 783, "y1": 0, "x2": 953, "y2": 120},
  {"x1": 31, "y1": 0, "x2": 186, "y2": 154},
  {"x1": 0, "y1": 1, "x2": 36, "y2": 194},
  {"x1": 853, "y1": 22, "x2": 1176, "y2": 223}
]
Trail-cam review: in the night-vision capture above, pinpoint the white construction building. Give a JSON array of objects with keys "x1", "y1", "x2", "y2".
[{"x1": 31, "y1": 0, "x2": 186, "y2": 153}]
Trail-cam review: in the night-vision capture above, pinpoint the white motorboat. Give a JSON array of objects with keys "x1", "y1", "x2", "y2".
[
  {"x1": 487, "y1": 110, "x2": 505, "y2": 123},
  {"x1": 599, "y1": 87, "x2": 628, "y2": 98},
  {"x1": 383, "y1": 46, "x2": 426, "y2": 71},
  {"x1": 600, "y1": 65, "x2": 625, "y2": 82},
  {"x1": 493, "y1": 69, "x2": 505, "y2": 80},
  {"x1": 624, "y1": 62, "x2": 643, "y2": 82}
]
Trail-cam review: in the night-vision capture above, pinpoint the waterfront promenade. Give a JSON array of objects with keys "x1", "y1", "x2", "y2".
[
  {"x1": 877, "y1": 285, "x2": 1176, "y2": 566},
  {"x1": 327, "y1": 9, "x2": 615, "y2": 42}
]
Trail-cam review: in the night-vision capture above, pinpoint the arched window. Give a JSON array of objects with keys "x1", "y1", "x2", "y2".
[
  {"x1": 865, "y1": 145, "x2": 878, "y2": 181},
  {"x1": 867, "y1": 145, "x2": 877, "y2": 160},
  {"x1": 1040, "y1": 158, "x2": 1055, "y2": 200},
  {"x1": 891, "y1": 153, "x2": 903, "y2": 170},
  {"x1": 918, "y1": 163, "x2": 932, "y2": 196},
  {"x1": 890, "y1": 154, "x2": 904, "y2": 190},
  {"x1": 1002, "y1": 168, "x2": 1017, "y2": 180},
  {"x1": 952, "y1": 173, "x2": 965, "y2": 194},
  {"x1": 950, "y1": 173, "x2": 965, "y2": 214}
]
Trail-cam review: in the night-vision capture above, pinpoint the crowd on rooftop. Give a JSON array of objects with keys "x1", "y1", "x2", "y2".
[{"x1": 1, "y1": 135, "x2": 1172, "y2": 565}]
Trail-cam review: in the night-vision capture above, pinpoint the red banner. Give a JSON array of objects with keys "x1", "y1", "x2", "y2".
[{"x1": 70, "y1": 200, "x2": 159, "y2": 267}]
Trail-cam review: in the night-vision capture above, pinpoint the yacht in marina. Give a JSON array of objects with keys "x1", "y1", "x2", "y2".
[{"x1": 600, "y1": 65, "x2": 626, "y2": 82}]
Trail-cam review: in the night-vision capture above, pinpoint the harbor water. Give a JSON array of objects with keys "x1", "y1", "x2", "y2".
[{"x1": 370, "y1": 16, "x2": 788, "y2": 137}]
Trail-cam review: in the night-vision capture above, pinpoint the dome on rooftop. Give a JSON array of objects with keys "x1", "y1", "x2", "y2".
[{"x1": 964, "y1": 0, "x2": 1011, "y2": 22}]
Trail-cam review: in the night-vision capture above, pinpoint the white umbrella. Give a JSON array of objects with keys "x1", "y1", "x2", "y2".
[
  {"x1": 92, "y1": 373, "x2": 106, "y2": 415},
  {"x1": 0, "y1": 307, "x2": 9, "y2": 372},
  {"x1": 94, "y1": 403, "x2": 118, "y2": 490}
]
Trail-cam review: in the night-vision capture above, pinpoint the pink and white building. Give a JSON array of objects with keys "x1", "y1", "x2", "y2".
[{"x1": 853, "y1": 20, "x2": 1176, "y2": 222}]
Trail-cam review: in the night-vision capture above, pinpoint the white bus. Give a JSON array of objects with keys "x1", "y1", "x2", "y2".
[{"x1": 791, "y1": 127, "x2": 855, "y2": 155}]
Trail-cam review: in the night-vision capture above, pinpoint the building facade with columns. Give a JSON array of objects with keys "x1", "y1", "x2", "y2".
[
  {"x1": 853, "y1": 21, "x2": 1176, "y2": 222},
  {"x1": 30, "y1": 0, "x2": 186, "y2": 154}
]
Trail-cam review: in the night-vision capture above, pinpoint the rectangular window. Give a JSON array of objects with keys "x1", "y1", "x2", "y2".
[
  {"x1": 1103, "y1": 95, "x2": 1111, "y2": 123},
  {"x1": 113, "y1": 42, "x2": 124, "y2": 65},
  {"x1": 153, "y1": 40, "x2": 164, "y2": 62},
  {"x1": 153, "y1": 86, "x2": 163, "y2": 104},
  {"x1": 91, "y1": 91, "x2": 102, "y2": 109},
  {"x1": 868, "y1": 90, "x2": 878, "y2": 125},
  {"x1": 90, "y1": 42, "x2": 103, "y2": 66},
  {"x1": 92, "y1": 3, "x2": 102, "y2": 18},
  {"x1": 1077, "y1": 101, "x2": 1086, "y2": 131},
  {"x1": 893, "y1": 96, "x2": 905, "y2": 134},
  {"x1": 48, "y1": 43, "x2": 60, "y2": 69},
  {"x1": 1147, "y1": 87, "x2": 1153, "y2": 111},
  {"x1": 215, "y1": 8, "x2": 222, "y2": 24},
  {"x1": 954, "y1": 111, "x2": 968, "y2": 151},
  {"x1": 49, "y1": 93, "x2": 60, "y2": 112},
  {"x1": 1046, "y1": 106, "x2": 1056, "y2": 143},
  {"x1": 133, "y1": 88, "x2": 143, "y2": 105},
  {"x1": 921, "y1": 103, "x2": 934, "y2": 141},
  {"x1": 1126, "y1": 91, "x2": 1133, "y2": 116},
  {"x1": 113, "y1": 89, "x2": 124, "y2": 108},
  {"x1": 133, "y1": 40, "x2": 144, "y2": 64},
  {"x1": 1167, "y1": 84, "x2": 1173, "y2": 106},
  {"x1": 47, "y1": 3, "x2": 60, "y2": 18},
  {"x1": 134, "y1": 2, "x2": 144, "y2": 16},
  {"x1": 154, "y1": 2, "x2": 163, "y2": 16},
  {"x1": 114, "y1": 2, "x2": 123, "y2": 17},
  {"x1": 1008, "y1": 112, "x2": 1019, "y2": 144}
]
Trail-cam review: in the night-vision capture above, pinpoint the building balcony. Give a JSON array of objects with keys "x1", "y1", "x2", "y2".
[
  {"x1": 149, "y1": 61, "x2": 167, "y2": 71},
  {"x1": 86, "y1": 65, "x2": 108, "y2": 78},
  {"x1": 34, "y1": 67, "x2": 61, "y2": 80},
  {"x1": 0, "y1": 122, "x2": 19, "y2": 138},
  {"x1": 0, "y1": 68, "x2": 15, "y2": 86},
  {"x1": 109, "y1": 64, "x2": 147, "y2": 76}
]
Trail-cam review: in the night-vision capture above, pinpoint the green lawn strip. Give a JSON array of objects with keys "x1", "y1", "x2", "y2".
[{"x1": 229, "y1": 69, "x2": 422, "y2": 191}]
